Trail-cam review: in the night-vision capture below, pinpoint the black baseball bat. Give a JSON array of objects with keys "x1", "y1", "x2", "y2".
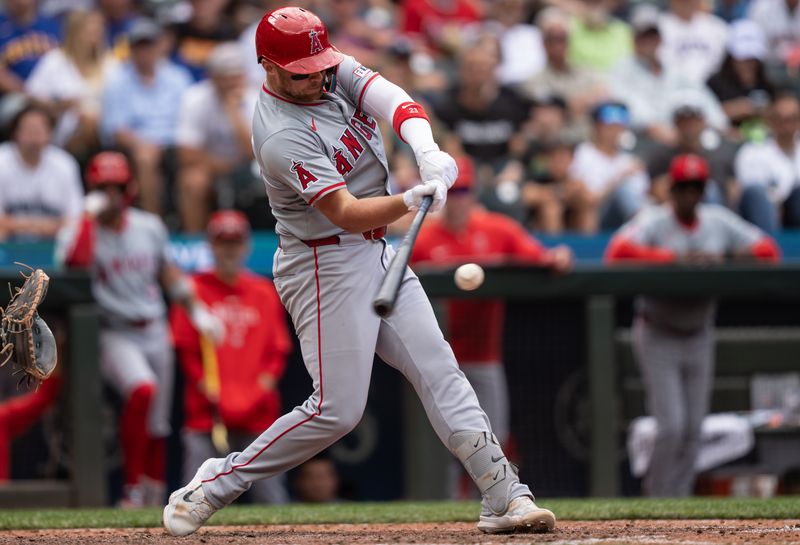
[{"x1": 373, "y1": 195, "x2": 433, "y2": 317}]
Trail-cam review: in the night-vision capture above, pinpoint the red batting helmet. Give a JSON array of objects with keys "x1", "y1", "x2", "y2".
[
  {"x1": 255, "y1": 6, "x2": 344, "y2": 74},
  {"x1": 85, "y1": 151, "x2": 132, "y2": 188},
  {"x1": 670, "y1": 154, "x2": 709, "y2": 184}
]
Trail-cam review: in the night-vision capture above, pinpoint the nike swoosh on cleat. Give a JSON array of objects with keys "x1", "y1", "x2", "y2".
[
  {"x1": 474, "y1": 438, "x2": 481, "y2": 448},
  {"x1": 183, "y1": 485, "x2": 201, "y2": 502},
  {"x1": 491, "y1": 455, "x2": 504, "y2": 463},
  {"x1": 492, "y1": 469, "x2": 502, "y2": 481}
]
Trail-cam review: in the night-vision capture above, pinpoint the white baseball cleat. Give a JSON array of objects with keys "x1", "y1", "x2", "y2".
[
  {"x1": 163, "y1": 459, "x2": 219, "y2": 536},
  {"x1": 477, "y1": 496, "x2": 556, "y2": 534}
]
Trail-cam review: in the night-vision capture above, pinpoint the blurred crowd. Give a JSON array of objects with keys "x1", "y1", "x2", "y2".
[{"x1": 2, "y1": 0, "x2": 800, "y2": 241}]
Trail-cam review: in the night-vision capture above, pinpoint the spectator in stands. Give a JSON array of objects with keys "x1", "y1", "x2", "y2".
[
  {"x1": 521, "y1": 137, "x2": 595, "y2": 233},
  {"x1": 99, "y1": 0, "x2": 139, "y2": 59},
  {"x1": 433, "y1": 38, "x2": 532, "y2": 170},
  {"x1": 292, "y1": 454, "x2": 341, "y2": 503},
  {"x1": 171, "y1": 211, "x2": 291, "y2": 504},
  {"x1": 707, "y1": 20, "x2": 775, "y2": 131},
  {"x1": 734, "y1": 93, "x2": 800, "y2": 231},
  {"x1": 101, "y1": 18, "x2": 192, "y2": 216},
  {"x1": 328, "y1": 0, "x2": 397, "y2": 70},
  {"x1": 412, "y1": 161, "x2": 572, "y2": 499},
  {"x1": 610, "y1": 5, "x2": 729, "y2": 148},
  {"x1": 25, "y1": 10, "x2": 112, "y2": 156},
  {"x1": 748, "y1": 0, "x2": 800, "y2": 87},
  {"x1": 170, "y1": 0, "x2": 240, "y2": 82},
  {"x1": 605, "y1": 154, "x2": 780, "y2": 497},
  {"x1": 175, "y1": 43, "x2": 257, "y2": 233},
  {"x1": 464, "y1": 0, "x2": 546, "y2": 86},
  {"x1": 0, "y1": 0, "x2": 61, "y2": 93},
  {"x1": 0, "y1": 104, "x2": 83, "y2": 241},
  {"x1": 401, "y1": 0, "x2": 482, "y2": 55},
  {"x1": 516, "y1": 7, "x2": 608, "y2": 137},
  {"x1": 658, "y1": 0, "x2": 729, "y2": 85},
  {"x1": 646, "y1": 93, "x2": 740, "y2": 207},
  {"x1": 569, "y1": 102, "x2": 649, "y2": 231},
  {"x1": 567, "y1": 0, "x2": 633, "y2": 73}
]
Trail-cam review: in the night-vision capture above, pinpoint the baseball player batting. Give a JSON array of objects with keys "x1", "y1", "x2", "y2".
[
  {"x1": 605, "y1": 154, "x2": 780, "y2": 497},
  {"x1": 55, "y1": 151, "x2": 224, "y2": 507},
  {"x1": 164, "y1": 6, "x2": 555, "y2": 536}
]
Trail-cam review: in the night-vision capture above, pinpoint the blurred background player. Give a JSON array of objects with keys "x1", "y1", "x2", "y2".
[
  {"x1": 605, "y1": 154, "x2": 780, "y2": 496},
  {"x1": 54, "y1": 150, "x2": 223, "y2": 507},
  {"x1": 411, "y1": 156, "x2": 573, "y2": 498},
  {"x1": 170, "y1": 210, "x2": 291, "y2": 504}
]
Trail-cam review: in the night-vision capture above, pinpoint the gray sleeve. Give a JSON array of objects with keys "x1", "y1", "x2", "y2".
[
  {"x1": 332, "y1": 55, "x2": 381, "y2": 111},
  {"x1": 260, "y1": 129, "x2": 346, "y2": 205},
  {"x1": 715, "y1": 208, "x2": 764, "y2": 252}
]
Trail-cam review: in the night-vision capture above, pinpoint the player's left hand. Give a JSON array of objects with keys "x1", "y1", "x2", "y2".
[
  {"x1": 403, "y1": 179, "x2": 448, "y2": 212},
  {"x1": 190, "y1": 303, "x2": 225, "y2": 344},
  {"x1": 417, "y1": 147, "x2": 458, "y2": 189}
]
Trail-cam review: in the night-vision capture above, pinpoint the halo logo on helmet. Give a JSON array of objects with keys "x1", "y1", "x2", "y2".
[{"x1": 308, "y1": 30, "x2": 323, "y2": 55}]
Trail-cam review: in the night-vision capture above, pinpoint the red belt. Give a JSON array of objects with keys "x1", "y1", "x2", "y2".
[{"x1": 301, "y1": 226, "x2": 386, "y2": 248}]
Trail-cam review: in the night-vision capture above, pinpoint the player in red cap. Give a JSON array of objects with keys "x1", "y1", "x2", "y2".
[
  {"x1": 165, "y1": 4, "x2": 559, "y2": 537},
  {"x1": 605, "y1": 154, "x2": 780, "y2": 496},
  {"x1": 171, "y1": 210, "x2": 292, "y2": 504},
  {"x1": 412, "y1": 157, "x2": 573, "y2": 498},
  {"x1": 55, "y1": 151, "x2": 224, "y2": 507}
]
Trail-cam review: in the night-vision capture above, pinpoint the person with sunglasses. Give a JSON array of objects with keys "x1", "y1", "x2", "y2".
[
  {"x1": 164, "y1": 5, "x2": 556, "y2": 537},
  {"x1": 605, "y1": 154, "x2": 780, "y2": 497}
]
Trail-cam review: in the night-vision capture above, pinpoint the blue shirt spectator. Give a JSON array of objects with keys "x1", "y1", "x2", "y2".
[
  {"x1": 0, "y1": 3, "x2": 60, "y2": 91},
  {"x1": 101, "y1": 56, "x2": 192, "y2": 147}
]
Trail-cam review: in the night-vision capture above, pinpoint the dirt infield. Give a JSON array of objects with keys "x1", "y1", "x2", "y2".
[{"x1": 1, "y1": 520, "x2": 800, "y2": 545}]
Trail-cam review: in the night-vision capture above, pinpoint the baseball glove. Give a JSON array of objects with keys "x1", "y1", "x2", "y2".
[{"x1": 0, "y1": 265, "x2": 57, "y2": 388}]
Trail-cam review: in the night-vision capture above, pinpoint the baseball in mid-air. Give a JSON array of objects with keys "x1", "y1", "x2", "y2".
[{"x1": 454, "y1": 263, "x2": 485, "y2": 291}]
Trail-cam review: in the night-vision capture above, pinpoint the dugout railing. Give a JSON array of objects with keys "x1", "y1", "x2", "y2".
[
  {"x1": 0, "y1": 269, "x2": 103, "y2": 508},
  {"x1": 416, "y1": 263, "x2": 800, "y2": 498},
  {"x1": 0, "y1": 265, "x2": 799, "y2": 506}
]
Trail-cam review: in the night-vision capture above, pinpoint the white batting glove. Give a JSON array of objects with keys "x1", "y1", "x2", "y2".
[
  {"x1": 403, "y1": 179, "x2": 447, "y2": 213},
  {"x1": 84, "y1": 191, "x2": 110, "y2": 216},
  {"x1": 416, "y1": 145, "x2": 459, "y2": 189},
  {"x1": 190, "y1": 303, "x2": 225, "y2": 345}
]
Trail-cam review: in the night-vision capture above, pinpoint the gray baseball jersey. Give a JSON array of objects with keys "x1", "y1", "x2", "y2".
[
  {"x1": 618, "y1": 203, "x2": 764, "y2": 332},
  {"x1": 195, "y1": 58, "x2": 533, "y2": 517},
  {"x1": 56, "y1": 208, "x2": 172, "y2": 323},
  {"x1": 253, "y1": 55, "x2": 390, "y2": 240},
  {"x1": 614, "y1": 203, "x2": 765, "y2": 496}
]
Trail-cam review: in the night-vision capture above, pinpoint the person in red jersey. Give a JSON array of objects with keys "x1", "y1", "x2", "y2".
[
  {"x1": 605, "y1": 154, "x2": 780, "y2": 497},
  {"x1": 411, "y1": 156, "x2": 573, "y2": 498},
  {"x1": 171, "y1": 210, "x2": 292, "y2": 504}
]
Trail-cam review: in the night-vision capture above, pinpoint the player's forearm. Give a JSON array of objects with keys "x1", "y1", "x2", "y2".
[
  {"x1": 316, "y1": 191, "x2": 409, "y2": 233},
  {"x1": 360, "y1": 77, "x2": 438, "y2": 157}
]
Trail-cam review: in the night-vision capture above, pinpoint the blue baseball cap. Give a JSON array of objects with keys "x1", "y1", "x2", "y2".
[{"x1": 592, "y1": 102, "x2": 630, "y2": 126}]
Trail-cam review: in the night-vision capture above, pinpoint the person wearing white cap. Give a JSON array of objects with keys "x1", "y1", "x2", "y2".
[
  {"x1": 707, "y1": 20, "x2": 775, "y2": 128},
  {"x1": 175, "y1": 42, "x2": 258, "y2": 232}
]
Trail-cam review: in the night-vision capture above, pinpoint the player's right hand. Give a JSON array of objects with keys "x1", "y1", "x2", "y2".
[
  {"x1": 403, "y1": 180, "x2": 447, "y2": 212},
  {"x1": 84, "y1": 191, "x2": 110, "y2": 216}
]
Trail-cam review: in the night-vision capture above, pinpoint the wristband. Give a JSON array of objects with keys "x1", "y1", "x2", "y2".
[{"x1": 392, "y1": 102, "x2": 430, "y2": 143}]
